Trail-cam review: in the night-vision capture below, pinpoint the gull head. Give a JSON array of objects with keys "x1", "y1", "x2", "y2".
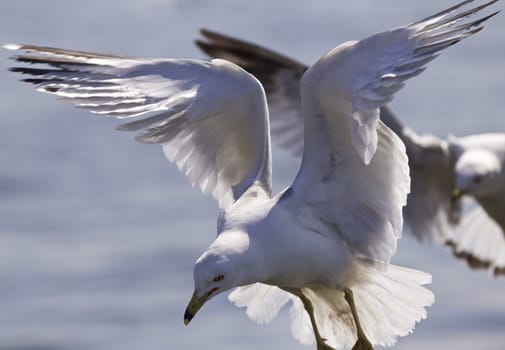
[
  {"x1": 453, "y1": 149, "x2": 502, "y2": 199},
  {"x1": 184, "y1": 230, "x2": 251, "y2": 325}
]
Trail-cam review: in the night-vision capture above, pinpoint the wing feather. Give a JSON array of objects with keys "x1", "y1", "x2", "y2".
[
  {"x1": 282, "y1": 0, "x2": 497, "y2": 262},
  {"x1": 380, "y1": 108, "x2": 460, "y2": 243},
  {"x1": 5, "y1": 44, "x2": 272, "y2": 208},
  {"x1": 196, "y1": 29, "x2": 307, "y2": 156},
  {"x1": 447, "y1": 201, "x2": 505, "y2": 275}
]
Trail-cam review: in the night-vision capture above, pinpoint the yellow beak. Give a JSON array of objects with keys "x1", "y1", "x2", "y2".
[
  {"x1": 451, "y1": 188, "x2": 463, "y2": 202},
  {"x1": 184, "y1": 290, "x2": 209, "y2": 325}
]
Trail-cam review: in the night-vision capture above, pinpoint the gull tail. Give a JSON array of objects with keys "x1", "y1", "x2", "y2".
[
  {"x1": 228, "y1": 262, "x2": 433, "y2": 349},
  {"x1": 345, "y1": 262, "x2": 434, "y2": 347},
  {"x1": 298, "y1": 262, "x2": 434, "y2": 349}
]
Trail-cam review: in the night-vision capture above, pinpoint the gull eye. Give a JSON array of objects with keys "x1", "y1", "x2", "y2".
[
  {"x1": 473, "y1": 175, "x2": 482, "y2": 184},
  {"x1": 213, "y1": 275, "x2": 224, "y2": 282}
]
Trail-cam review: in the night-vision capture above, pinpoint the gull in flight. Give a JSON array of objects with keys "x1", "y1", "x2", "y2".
[
  {"x1": 196, "y1": 2, "x2": 503, "y2": 276},
  {"x1": 4, "y1": 1, "x2": 498, "y2": 349},
  {"x1": 363, "y1": 111, "x2": 505, "y2": 275},
  {"x1": 447, "y1": 134, "x2": 505, "y2": 275}
]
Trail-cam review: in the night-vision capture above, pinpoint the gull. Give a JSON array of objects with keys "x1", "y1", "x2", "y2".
[
  {"x1": 333, "y1": 105, "x2": 505, "y2": 276},
  {"x1": 352, "y1": 108, "x2": 505, "y2": 276},
  {"x1": 447, "y1": 134, "x2": 505, "y2": 275},
  {"x1": 4, "y1": 1, "x2": 498, "y2": 349},
  {"x1": 366, "y1": 113, "x2": 505, "y2": 275},
  {"x1": 196, "y1": 2, "x2": 502, "y2": 275}
]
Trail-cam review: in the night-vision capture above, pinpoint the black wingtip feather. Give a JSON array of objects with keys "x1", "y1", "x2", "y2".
[
  {"x1": 413, "y1": 0, "x2": 475, "y2": 25},
  {"x1": 453, "y1": 9, "x2": 500, "y2": 32},
  {"x1": 9, "y1": 67, "x2": 60, "y2": 76},
  {"x1": 13, "y1": 54, "x2": 98, "y2": 68},
  {"x1": 194, "y1": 40, "x2": 215, "y2": 57},
  {"x1": 20, "y1": 78, "x2": 55, "y2": 86},
  {"x1": 196, "y1": 28, "x2": 308, "y2": 72},
  {"x1": 419, "y1": 0, "x2": 500, "y2": 32},
  {"x1": 10, "y1": 43, "x2": 125, "y2": 59}
]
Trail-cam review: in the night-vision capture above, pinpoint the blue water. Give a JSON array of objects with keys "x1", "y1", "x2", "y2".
[{"x1": 0, "y1": 1, "x2": 504, "y2": 349}]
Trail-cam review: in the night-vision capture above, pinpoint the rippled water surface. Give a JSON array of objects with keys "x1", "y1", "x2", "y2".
[{"x1": 1, "y1": 1, "x2": 504, "y2": 349}]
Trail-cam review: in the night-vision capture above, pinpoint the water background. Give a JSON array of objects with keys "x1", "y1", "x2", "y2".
[{"x1": 0, "y1": 1, "x2": 504, "y2": 349}]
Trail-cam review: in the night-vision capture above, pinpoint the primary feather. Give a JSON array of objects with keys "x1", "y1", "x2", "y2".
[{"x1": 6, "y1": 46, "x2": 272, "y2": 209}]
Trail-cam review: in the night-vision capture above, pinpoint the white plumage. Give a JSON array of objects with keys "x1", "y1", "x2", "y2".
[
  {"x1": 196, "y1": 1, "x2": 503, "y2": 276},
  {"x1": 446, "y1": 134, "x2": 505, "y2": 274},
  {"x1": 5, "y1": 1, "x2": 499, "y2": 349}
]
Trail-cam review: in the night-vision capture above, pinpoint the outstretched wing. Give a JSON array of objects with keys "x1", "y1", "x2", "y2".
[
  {"x1": 194, "y1": 28, "x2": 471, "y2": 243},
  {"x1": 195, "y1": 29, "x2": 444, "y2": 159},
  {"x1": 196, "y1": 29, "x2": 307, "y2": 155},
  {"x1": 282, "y1": 0, "x2": 498, "y2": 262},
  {"x1": 5, "y1": 44, "x2": 272, "y2": 209}
]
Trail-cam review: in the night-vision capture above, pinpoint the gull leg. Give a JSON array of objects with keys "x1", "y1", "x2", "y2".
[
  {"x1": 297, "y1": 291, "x2": 335, "y2": 350},
  {"x1": 344, "y1": 288, "x2": 374, "y2": 350}
]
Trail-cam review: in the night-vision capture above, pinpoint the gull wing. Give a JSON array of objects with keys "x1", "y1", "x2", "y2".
[
  {"x1": 196, "y1": 30, "x2": 416, "y2": 158},
  {"x1": 447, "y1": 201, "x2": 505, "y2": 276},
  {"x1": 196, "y1": 28, "x2": 307, "y2": 155},
  {"x1": 380, "y1": 107, "x2": 460, "y2": 243},
  {"x1": 282, "y1": 0, "x2": 498, "y2": 262},
  {"x1": 195, "y1": 29, "x2": 462, "y2": 243},
  {"x1": 5, "y1": 44, "x2": 272, "y2": 209},
  {"x1": 195, "y1": 28, "x2": 448, "y2": 159}
]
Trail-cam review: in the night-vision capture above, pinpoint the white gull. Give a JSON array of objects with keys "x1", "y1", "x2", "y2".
[
  {"x1": 196, "y1": 1, "x2": 502, "y2": 276},
  {"x1": 5, "y1": 1, "x2": 499, "y2": 348}
]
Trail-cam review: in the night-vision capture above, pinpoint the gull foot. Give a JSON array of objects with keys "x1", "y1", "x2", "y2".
[
  {"x1": 344, "y1": 288, "x2": 374, "y2": 350},
  {"x1": 316, "y1": 337, "x2": 335, "y2": 350},
  {"x1": 351, "y1": 336, "x2": 374, "y2": 350}
]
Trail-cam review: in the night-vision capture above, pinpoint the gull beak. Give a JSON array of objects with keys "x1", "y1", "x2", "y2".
[
  {"x1": 184, "y1": 290, "x2": 209, "y2": 326},
  {"x1": 451, "y1": 188, "x2": 463, "y2": 202}
]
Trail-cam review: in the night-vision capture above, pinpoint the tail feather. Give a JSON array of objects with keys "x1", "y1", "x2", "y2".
[
  {"x1": 228, "y1": 262, "x2": 433, "y2": 349},
  {"x1": 349, "y1": 263, "x2": 433, "y2": 346},
  {"x1": 302, "y1": 263, "x2": 433, "y2": 349}
]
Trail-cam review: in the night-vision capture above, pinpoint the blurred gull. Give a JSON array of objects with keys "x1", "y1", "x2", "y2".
[
  {"x1": 447, "y1": 134, "x2": 505, "y2": 275},
  {"x1": 196, "y1": 2, "x2": 503, "y2": 276},
  {"x1": 359, "y1": 108, "x2": 505, "y2": 276},
  {"x1": 369, "y1": 113, "x2": 505, "y2": 275},
  {"x1": 4, "y1": 0, "x2": 499, "y2": 349}
]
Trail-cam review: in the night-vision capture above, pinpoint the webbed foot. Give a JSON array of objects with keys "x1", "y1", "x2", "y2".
[
  {"x1": 351, "y1": 336, "x2": 374, "y2": 350},
  {"x1": 316, "y1": 337, "x2": 335, "y2": 350}
]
